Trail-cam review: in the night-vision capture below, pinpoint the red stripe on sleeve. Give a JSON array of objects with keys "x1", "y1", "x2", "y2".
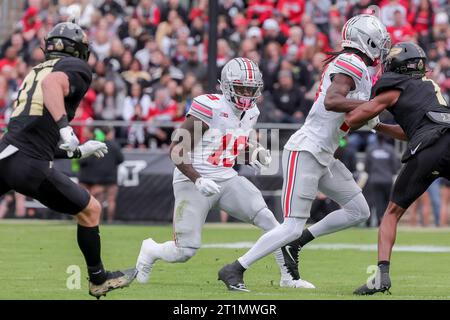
[{"x1": 336, "y1": 59, "x2": 363, "y2": 78}]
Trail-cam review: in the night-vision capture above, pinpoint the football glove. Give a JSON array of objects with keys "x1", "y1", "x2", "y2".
[
  {"x1": 195, "y1": 177, "x2": 221, "y2": 197},
  {"x1": 78, "y1": 140, "x2": 109, "y2": 159},
  {"x1": 59, "y1": 126, "x2": 79, "y2": 153},
  {"x1": 248, "y1": 143, "x2": 272, "y2": 170}
]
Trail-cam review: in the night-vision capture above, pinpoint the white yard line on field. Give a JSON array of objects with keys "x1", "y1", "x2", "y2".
[{"x1": 202, "y1": 242, "x2": 450, "y2": 253}]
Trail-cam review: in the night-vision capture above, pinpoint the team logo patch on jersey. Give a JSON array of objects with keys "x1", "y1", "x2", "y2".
[{"x1": 220, "y1": 112, "x2": 229, "y2": 118}]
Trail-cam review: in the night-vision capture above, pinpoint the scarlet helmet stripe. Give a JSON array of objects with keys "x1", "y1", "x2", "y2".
[{"x1": 243, "y1": 58, "x2": 253, "y2": 80}]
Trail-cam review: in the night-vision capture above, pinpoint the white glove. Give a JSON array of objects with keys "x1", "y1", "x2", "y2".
[
  {"x1": 249, "y1": 143, "x2": 272, "y2": 170},
  {"x1": 78, "y1": 140, "x2": 109, "y2": 159},
  {"x1": 195, "y1": 177, "x2": 221, "y2": 197},
  {"x1": 59, "y1": 126, "x2": 79, "y2": 153},
  {"x1": 366, "y1": 116, "x2": 380, "y2": 131}
]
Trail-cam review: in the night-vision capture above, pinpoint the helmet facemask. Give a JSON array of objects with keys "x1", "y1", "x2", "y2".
[{"x1": 228, "y1": 82, "x2": 262, "y2": 111}]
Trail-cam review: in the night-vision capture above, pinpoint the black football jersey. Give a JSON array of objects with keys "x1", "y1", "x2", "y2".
[
  {"x1": 372, "y1": 72, "x2": 450, "y2": 162},
  {"x1": 2, "y1": 57, "x2": 92, "y2": 161}
]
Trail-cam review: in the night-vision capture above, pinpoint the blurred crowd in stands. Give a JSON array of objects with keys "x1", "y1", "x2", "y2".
[{"x1": 0, "y1": 0, "x2": 449, "y2": 225}]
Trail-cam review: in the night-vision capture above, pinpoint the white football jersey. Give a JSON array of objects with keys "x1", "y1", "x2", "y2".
[
  {"x1": 173, "y1": 94, "x2": 259, "y2": 183},
  {"x1": 285, "y1": 53, "x2": 372, "y2": 166}
]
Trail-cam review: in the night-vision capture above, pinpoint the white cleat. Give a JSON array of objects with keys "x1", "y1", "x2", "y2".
[
  {"x1": 280, "y1": 278, "x2": 316, "y2": 289},
  {"x1": 136, "y1": 238, "x2": 158, "y2": 284}
]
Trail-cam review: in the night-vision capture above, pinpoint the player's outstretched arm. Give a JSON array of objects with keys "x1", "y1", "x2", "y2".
[
  {"x1": 345, "y1": 89, "x2": 407, "y2": 141},
  {"x1": 324, "y1": 74, "x2": 367, "y2": 113}
]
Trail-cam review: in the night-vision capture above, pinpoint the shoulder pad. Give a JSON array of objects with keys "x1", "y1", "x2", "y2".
[
  {"x1": 193, "y1": 94, "x2": 223, "y2": 110},
  {"x1": 373, "y1": 72, "x2": 410, "y2": 95},
  {"x1": 332, "y1": 53, "x2": 367, "y2": 82},
  {"x1": 247, "y1": 105, "x2": 260, "y2": 117}
]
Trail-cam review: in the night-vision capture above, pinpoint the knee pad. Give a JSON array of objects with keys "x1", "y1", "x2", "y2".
[
  {"x1": 343, "y1": 193, "x2": 370, "y2": 223},
  {"x1": 252, "y1": 207, "x2": 279, "y2": 232},
  {"x1": 175, "y1": 247, "x2": 197, "y2": 262}
]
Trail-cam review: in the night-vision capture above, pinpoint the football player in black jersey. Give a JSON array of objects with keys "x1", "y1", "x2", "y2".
[
  {"x1": 344, "y1": 42, "x2": 450, "y2": 295},
  {"x1": 0, "y1": 22, "x2": 136, "y2": 298}
]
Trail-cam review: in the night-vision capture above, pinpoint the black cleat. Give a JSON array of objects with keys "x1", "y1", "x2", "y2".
[
  {"x1": 353, "y1": 271, "x2": 392, "y2": 295},
  {"x1": 218, "y1": 261, "x2": 249, "y2": 292},
  {"x1": 281, "y1": 242, "x2": 301, "y2": 280},
  {"x1": 89, "y1": 267, "x2": 137, "y2": 299}
]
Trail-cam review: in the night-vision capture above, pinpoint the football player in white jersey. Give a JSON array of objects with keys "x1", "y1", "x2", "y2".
[
  {"x1": 135, "y1": 57, "x2": 314, "y2": 290},
  {"x1": 219, "y1": 14, "x2": 392, "y2": 291}
]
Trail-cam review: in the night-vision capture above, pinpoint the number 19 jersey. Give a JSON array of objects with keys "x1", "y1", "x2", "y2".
[
  {"x1": 173, "y1": 94, "x2": 259, "y2": 184},
  {"x1": 284, "y1": 53, "x2": 372, "y2": 166}
]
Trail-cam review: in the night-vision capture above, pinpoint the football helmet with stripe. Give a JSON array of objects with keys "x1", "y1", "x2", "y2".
[
  {"x1": 219, "y1": 57, "x2": 263, "y2": 111},
  {"x1": 341, "y1": 14, "x2": 391, "y2": 65}
]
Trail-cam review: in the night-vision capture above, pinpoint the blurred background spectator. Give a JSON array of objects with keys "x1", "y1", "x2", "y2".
[{"x1": 364, "y1": 135, "x2": 400, "y2": 226}]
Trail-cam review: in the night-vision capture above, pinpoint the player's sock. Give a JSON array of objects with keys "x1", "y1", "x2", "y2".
[
  {"x1": 251, "y1": 208, "x2": 287, "y2": 274},
  {"x1": 307, "y1": 193, "x2": 369, "y2": 238},
  {"x1": 294, "y1": 228, "x2": 315, "y2": 247},
  {"x1": 378, "y1": 261, "x2": 390, "y2": 273},
  {"x1": 238, "y1": 217, "x2": 307, "y2": 269},
  {"x1": 77, "y1": 224, "x2": 106, "y2": 285}
]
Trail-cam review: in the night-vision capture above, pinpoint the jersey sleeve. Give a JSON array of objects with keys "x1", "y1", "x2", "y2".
[
  {"x1": 329, "y1": 54, "x2": 366, "y2": 88},
  {"x1": 53, "y1": 57, "x2": 92, "y2": 99},
  {"x1": 372, "y1": 72, "x2": 410, "y2": 96},
  {"x1": 187, "y1": 95, "x2": 216, "y2": 126}
]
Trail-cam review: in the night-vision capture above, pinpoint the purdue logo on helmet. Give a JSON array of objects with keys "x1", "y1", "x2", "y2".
[
  {"x1": 384, "y1": 42, "x2": 427, "y2": 76},
  {"x1": 44, "y1": 22, "x2": 90, "y2": 62},
  {"x1": 219, "y1": 58, "x2": 263, "y2": 111}
]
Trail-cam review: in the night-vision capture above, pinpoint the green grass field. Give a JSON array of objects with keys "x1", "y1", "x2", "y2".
[{"x1": 0, "y1": 220, "x2": 449, "y2": 300}]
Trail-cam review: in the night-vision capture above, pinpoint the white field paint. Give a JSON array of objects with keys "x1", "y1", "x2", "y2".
[{"x1": 202, "y1": 242, "x2": 450, "y2": 253}]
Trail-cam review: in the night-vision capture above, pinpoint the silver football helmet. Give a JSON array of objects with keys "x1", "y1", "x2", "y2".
[
  {"x1": 220, "y1": 57, "x2": 263, "y2": 111},
  {"x1": 341, "y1": 14, "x2": 391, "y2": 64}
]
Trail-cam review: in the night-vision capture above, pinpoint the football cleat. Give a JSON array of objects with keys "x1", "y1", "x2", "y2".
[
  {"x1": 218, "y1": 261, "x2": 249, "y2": 292},
  {"x1": 353, "y1": 271, "x2": 392, "y2": 295},
  {"x1": 136, "y1": 238, "x2": 158, "y2": 284},
  {"x1": 280, "y1": 278, "x2": 316, "y2": 289},
  {"x1": 89, "y1": 268, "x2": 137, "y2": 299},
  {"x1": 280, "y1": 243, "x2": 301, "y2": 280}
]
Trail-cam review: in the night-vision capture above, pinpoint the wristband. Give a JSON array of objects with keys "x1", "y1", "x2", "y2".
[
  {"x1": 68, "y1": 148, "x2": 82, "y2": 159},
  {"x1": 56, "y1": 115, "x2": 69, "y2": 129}
]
